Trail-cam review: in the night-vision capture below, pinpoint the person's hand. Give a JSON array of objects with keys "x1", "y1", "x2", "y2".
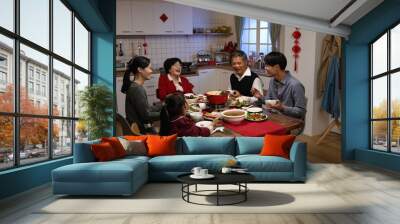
[
  {"x1": 269, "y1": 101, "x2": 284, "y2": 111},
  {"x1": 230, "y1": 90, "x2": 241, "y2": 98},
  {"x1": 251, "y1": 88, "x2": 263, "y2": 99}
]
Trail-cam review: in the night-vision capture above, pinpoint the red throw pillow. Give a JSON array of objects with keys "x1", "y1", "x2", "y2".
[
  {"x1": 260, "y1": 134, "x2": 296, "y2": 159},
  {"x1": 146, "y1": 134, "x2": 177, "y2": 157},
  {"x1": 123, "y1": 135, "x2": 148, "y2": 141},
  {"x1": 91, "y1": 142, "x2": 117, "y2": 161},
  {"x1": 101, "y1": 137, "x2": 126, "y2": 158}
]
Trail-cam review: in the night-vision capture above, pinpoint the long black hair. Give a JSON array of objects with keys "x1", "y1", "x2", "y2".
[
  {"x1": 121, "y1": 56, "x2": 151, "y2": 94},
  {"x1": 159, "y1": 92, "x2": 186, "y2": 136}
]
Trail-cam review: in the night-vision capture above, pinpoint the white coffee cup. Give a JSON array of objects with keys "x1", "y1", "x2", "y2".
[
  {"x1": 199, "y1": 169, "x2": 208, "y2": 176},
  {"x1": 265, "y1": 99, "x2": 279, "y2": 106},
  {"x1": 191, "y1": 167, "x2": 202, "y2": 176},
  {"x1": 221, "y1": 167, "x2": 232, "y2": 174}
]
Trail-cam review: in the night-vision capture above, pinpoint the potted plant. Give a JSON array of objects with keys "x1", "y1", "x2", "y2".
[{"x1": 79, "y1": 84, "x2": 113, "y2": 140}]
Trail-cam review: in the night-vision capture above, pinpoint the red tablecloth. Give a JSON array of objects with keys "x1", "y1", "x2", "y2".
[{"x1": 223, "y1": 120, "x2": 287, "y2": 136}]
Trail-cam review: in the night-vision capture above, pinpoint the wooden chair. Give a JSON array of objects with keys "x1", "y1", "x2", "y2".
[{"x1": 116, "y1": 113, "x2": 141, "y2": 136}]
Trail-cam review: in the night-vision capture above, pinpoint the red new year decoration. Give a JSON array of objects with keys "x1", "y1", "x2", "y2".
[
  {"x1": 292, "y1": 28, "x2": 301, "y2": 72},
  {"x1": 160, "y1": 13, "x2": 168, "y2": 23}
]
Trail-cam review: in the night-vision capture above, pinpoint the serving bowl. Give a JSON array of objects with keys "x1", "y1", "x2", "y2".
[
  {"x1": 221, "y1": 109, "x2": 246, "y2": 124},
  {"x1": 205, "y1": 90, "x2": 228, "y2": 105}
]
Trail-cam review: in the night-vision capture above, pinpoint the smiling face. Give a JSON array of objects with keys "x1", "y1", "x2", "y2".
[
  {"x1": 169, "y1": 61, "x2": 182, "y2": 78},
  {"x1": 231, "y1": 56, "x2": 248, "y2": 76},
  {"x1": 138, "y1": 63, "x2": 153, "y2": 80},
  {"x1": 264, "y1": 64, "x2": 280, "y2": 78}
]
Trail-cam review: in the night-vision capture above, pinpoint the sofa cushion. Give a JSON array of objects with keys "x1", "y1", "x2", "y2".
[
  {"x1": 91, "y1": 142, "x2": 118, "y2": 161},
  {"x1": 148, "y1": 154, "x2": 235, "y2": 172},
  {"x1": 101, "y1": 137, "x2": 127, "y2": 158},
  {"x1": 147, "y1": 134, "x2": 177, "y2": 157},
  {"x1": 236, "y1": 155, "x2": 293, "y2": 172},
  {"x1": 118, "y1": 137, "x2": 147, "y2": 156},
  {"x1": 179, "y1": 137, "x2": 235, "y2": 155},
  {"x1": 235, "y1": 137, "x2": 263, "y2": 155},
  {"x1": 260, "y1": 134, "x2": 296, "y2": 159},
  {"x1": 53, "y1": 159, "x2": 147, "y2": 183}
]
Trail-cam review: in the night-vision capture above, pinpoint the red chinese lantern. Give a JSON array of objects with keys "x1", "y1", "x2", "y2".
[{"x1": 292, "y1": 28, "x2": 301, "y2": 72}]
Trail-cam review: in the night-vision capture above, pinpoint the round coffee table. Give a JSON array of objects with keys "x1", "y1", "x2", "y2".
[{"x1": 177, "y1": 173, "x2": 255, "y2": 206}]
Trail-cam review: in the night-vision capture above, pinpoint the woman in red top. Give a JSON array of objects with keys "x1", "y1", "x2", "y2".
[
  {"x1": 159, "y1": 92, "x2": 211, "y2": 137},
  {"x1": 157, "y1": 58, "x2": 194, "y2": 101}
]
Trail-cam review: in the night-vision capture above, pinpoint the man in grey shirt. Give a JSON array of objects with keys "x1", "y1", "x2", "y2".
[{"x1": 253, "y1": 52, "x2": 306, "y2": 119}]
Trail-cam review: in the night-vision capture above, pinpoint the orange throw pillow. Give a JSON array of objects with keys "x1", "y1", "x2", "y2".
[
  {"x1": 91, "y1": 142, "x2": 117, "y2": 161},
  {"x1": 123, "y1": 135, "x2": 148, "y2": 141},
  {"x1": 260, "y1": 134, "x2": 296, "y2": 159},
  {"x1": 101, "y1": 137, "x2": 126, "y2": 158},
  {"x1": 146, "y1": 134, "x2": 177, "y2": 157}
]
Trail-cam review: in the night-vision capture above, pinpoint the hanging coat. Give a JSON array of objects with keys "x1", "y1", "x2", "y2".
[
  {"x1": 317, "y1": 35, "x2": 342, "y2": 97},
  {"x1": 321, "y1": 56, "x2": 340, "y2": 119}
]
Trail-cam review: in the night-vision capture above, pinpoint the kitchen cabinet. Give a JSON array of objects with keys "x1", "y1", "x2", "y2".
[
  {"x1": 173, "y1": 4, "x2": 193, "y2": 34},
  {"x1": 116, "y1": 0, "x2": 133, "y2": 35},
  {"x1": 153, "y1": 2, "x2": 175, "y2": 34},
  {"x1": 116, "y1": 0, "x2": 193, "y2": 36},
  {"x1": 198, "y1": 69, "x2": 218, "y2": 94},
  {"x1": 116, "y1": 0, "x2": 153, "y2": 35},
  {"x1": 216, "y1": 69, "x2": 233, "y2": 91},
  {"x1": 186, "y1": 75, "x2": 200, "y2": 94}
]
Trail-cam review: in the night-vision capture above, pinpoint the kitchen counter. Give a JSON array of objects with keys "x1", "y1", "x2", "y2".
[{"x1": 115, "y1": 64, "x2": 269, "y2": 77}]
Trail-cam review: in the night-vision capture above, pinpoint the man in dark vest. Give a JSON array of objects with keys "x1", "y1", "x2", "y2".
[{"x1": 228, "y1": 50, "x2": 263, "y2": 103}]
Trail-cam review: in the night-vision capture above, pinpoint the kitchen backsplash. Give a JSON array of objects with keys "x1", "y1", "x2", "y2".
[{"x1": 116, "y1": 35, "x2": 231, "y2": 70}]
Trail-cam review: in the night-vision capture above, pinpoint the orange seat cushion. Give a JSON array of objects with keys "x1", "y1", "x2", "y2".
[
  {"x1": 146, "y1": 134, "x2": 177, "y2": 157},
  {"x1": 101, "y1": 137, "x2": 127, "y2": 158},
  {"x1": 260, "y1": 134, "x2": 296, "y2": 159},
  {"x1": 91, "y1": 142, "x2": 117, "y2": 162}
]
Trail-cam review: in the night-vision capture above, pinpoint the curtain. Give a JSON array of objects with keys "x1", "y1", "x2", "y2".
[
  {"x1": 234, "y1": 16, "x2": 244, "y2": 46},
  {"x1": 269, "y1": 23, "x2": 281, "y2": 52}
]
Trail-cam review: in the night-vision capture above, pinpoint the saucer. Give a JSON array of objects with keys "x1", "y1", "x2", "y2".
[{"x1": 190, "y1": 174, "x2": 215, "y2": 179}]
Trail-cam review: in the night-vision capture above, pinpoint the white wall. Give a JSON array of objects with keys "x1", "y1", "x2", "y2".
[{"x1": 283, "y1": 26, "x2": 332, "y2": 136}]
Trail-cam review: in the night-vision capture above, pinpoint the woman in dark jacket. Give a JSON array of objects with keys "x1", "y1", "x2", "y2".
[{"x1": 121, "y1": 56, "x2": 161, "y2": 134}]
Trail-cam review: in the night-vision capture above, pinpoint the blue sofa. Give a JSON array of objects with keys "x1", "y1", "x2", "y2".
[{"x1": 52, "y1": 137, "x2": 307, "y2": 196}]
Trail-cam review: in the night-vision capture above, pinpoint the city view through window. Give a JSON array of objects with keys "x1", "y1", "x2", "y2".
[
  {"x1": 371, "y1": 23, "x2": 400, "y2": 153},
  {"x1": 0, "y1": 0, "x2": 91, "y2": 170}
]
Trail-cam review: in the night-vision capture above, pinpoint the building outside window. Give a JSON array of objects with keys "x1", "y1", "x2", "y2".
[
  {"x1": 0, "y1": 0, "x2": 91, "y2": 170},
  {"x1": 370, "y1": 23, "x2": 400, "y2": 154}
]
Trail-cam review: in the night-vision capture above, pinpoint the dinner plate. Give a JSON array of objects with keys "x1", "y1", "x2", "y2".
[
  {"x1": 202, "y1": 112, "x2": 220, "y2": 120},
  {"x1": 245, "y1": 113, "x2": 268, "y2": 122},
  {"x1": 190, "y1": 174, "x2": 215, "y2": 179},
  {"x1": 246, "y1": 107, "x2": 263, "y2": 113},
  {"x1": 195, "y1": 121, "x2": 213, "y2": 128}
]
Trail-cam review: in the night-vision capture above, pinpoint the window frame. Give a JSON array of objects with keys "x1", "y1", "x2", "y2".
[
  {"x1": 0, "y1": 0, "x2": 92, "y2": 171},
  {"x1": 370, "y1": 20, "x2": 400, "y2": 154},
  {"x1": 240, "y1": 18, "x2": 272, "y2": 57}
]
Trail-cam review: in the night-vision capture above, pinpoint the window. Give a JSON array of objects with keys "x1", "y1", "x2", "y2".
[
  {"x1": 28, "y1": 81, "x2": 34, "y2": 94},
  {"x1": 0, "y1": 0, "x2": 91, "y2": 170},
  {"x1": 370, "y1": 23, "x2": 400, "y2": 154},
  {"x1": 0, "y1": 54, "x2": 7, "y2": 87},
  {"x1": 240, "y1": 18, "x2": 271, "y2": 58}
]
